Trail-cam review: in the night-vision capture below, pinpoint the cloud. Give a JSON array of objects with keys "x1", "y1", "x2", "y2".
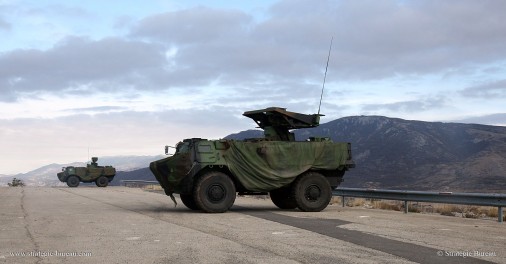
[
  {"x1": 460, "y1": 79, "x2": 506, "y2": 98},
  {"x1": 362, "y1": 96, "x2": 446, "y2": 113},
  {"x1": 36, "y1": 4, "x2": 91, "y2": 19},
  {"x1": 0, "y1": 16, "x2": 10, "y2": 30},
  {"x1": 131, "y1": 6, "x2": 252, "y2": 44},
  {"x1": 455, "y1": 113, "x2": 506, "y2": 126},
  {"x1": 131, "y1": 0, "x2": 506, "y2": 85},
  {"x1": 61, "y1": 106, "x2": 128, "y2": 114},
  {"x1": 0, "y1": 2, "x2": 12, "y2": 31},
  {"x1": 1, "y1": 0, "x2": 506, "y2": 118},
  {"x1": 0, "y1": 36, "x2": 167, "y2": 101},
  {"x1": 2, "y1": 0, "x2": 506, "y2": 104},
  {"x1": 256, "y1": 0, "x2": 506, "y2": 79},
  {"x1": 130, "y1": 6, "x2": 322, "y2": 92}
]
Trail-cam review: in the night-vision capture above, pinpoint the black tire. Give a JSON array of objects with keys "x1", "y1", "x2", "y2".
[
  {"x1": 193, "y1": 171, "x2": 236, "y2": 213},
  {"x1": 67, "y1": 175, "x2": 80, "y2": 187},
  {"x1": 270, "y1": 186, "x2": 297, "y2": 209},
  {"x1": 180, "y1": 194, "x2": 199, "y2": 210},
  {"x1": 292, "y1": 172, "x2": 331, "y2": 212},
  {"x1": 95, "y1": 176, "x2": 109, "y2": 187}
]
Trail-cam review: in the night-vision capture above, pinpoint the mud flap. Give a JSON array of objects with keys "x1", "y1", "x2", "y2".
[{"x1": 169, "y1": 193, "x2": 177, "y2": 207}]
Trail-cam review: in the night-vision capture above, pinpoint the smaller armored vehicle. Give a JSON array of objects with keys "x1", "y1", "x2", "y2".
[{"x1": 57, "y1": 157, "x2": 116, "y2": 187}]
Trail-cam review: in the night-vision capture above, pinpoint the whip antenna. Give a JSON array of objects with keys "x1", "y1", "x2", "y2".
[{"x1": 317, "y1": 36, "x2": 333, "y2": 115}]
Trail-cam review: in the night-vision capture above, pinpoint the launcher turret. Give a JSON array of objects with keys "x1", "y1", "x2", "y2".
[{"x1": 243, "y1": 107, "x2": 322, "y2": 141}]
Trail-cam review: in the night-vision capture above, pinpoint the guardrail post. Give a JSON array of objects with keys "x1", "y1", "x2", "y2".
[
  {"x1": 499, "y1": 206, "x2": 503, "y2": 223},
  {"x1": 404, "y1": 200, "x2": 408, "y2": 214},
  {"x1": 342, "y1": 196, "x2": 345, "y2": 207}
]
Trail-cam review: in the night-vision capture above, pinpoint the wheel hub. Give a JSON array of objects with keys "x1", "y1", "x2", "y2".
[
  {"x1": 305, "y1": 185, "x2": 321, "y2": 201},
  {"x1": 207, "y1": 184, "x2": 226, "y2": 202}
]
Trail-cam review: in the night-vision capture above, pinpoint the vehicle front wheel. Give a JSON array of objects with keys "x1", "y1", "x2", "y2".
[
  {"x1": 180, "y1": 193, "x2": 199, "y2": 210},
  {"x1": 292, "y1": 172, "x2": 331, "y2": 212},
  {"x1": 95, "y1": 176, "x2": 109, "y2": 187},
  {"x1": 193, "y1": 171, "x2": 236, "y2": 213},
  {"x1": 270, "y1": 186, "x2": 297, "y2": 209},
  {"x1": 67, "y1": 176, "x2": 80, "y2": 187}
]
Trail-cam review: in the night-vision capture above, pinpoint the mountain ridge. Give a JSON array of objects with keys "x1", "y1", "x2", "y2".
[{"x1": 3, "y1": 116, "x2": 505, "y2": 192}]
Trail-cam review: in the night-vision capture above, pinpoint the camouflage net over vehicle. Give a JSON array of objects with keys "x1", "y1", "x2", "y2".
[{"x1": 224, "y1": 141, "x2": 349, "y2": 191}]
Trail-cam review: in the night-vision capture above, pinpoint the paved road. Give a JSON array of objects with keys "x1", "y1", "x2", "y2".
[{"x1": 0, "y1": 187, "x2": 504, "y2": 263}]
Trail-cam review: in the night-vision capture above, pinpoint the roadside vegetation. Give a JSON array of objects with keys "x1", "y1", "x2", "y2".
[{"x1": 331, "y1": 197, "x2": 505, "y2": 221}]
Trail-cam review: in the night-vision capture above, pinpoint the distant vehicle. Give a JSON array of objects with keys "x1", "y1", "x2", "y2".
[
  {"x1": 57, "y1": 157, "x2": 116, "y2": 187},
  {"x1": 150, "y1": 107, "x2": 355, "y2": 213}
]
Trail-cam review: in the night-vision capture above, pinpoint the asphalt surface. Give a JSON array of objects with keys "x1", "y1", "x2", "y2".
[{"x1": 0, "y1": 187, "x2": 504, "y2": 264}]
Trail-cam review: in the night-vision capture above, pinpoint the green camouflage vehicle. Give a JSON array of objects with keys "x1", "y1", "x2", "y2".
[
  {"x1": 57, "y1": 157, "x2": 116, "y2": 187},
  {"x1": 150, "y1": 107, "x2": 354, "y2": 213}
]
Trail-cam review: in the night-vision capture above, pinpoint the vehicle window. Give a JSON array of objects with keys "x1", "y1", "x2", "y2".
[
  {"x1": 198, "y1": 145, "x2": 212, "y2": 153},
  {"x1": 176, "y1": 142, "x2": 190, "y2": 153}
]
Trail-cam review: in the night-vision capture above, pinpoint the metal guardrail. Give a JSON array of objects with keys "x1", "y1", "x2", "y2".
[
  {"x1": 121, "y1": 180, "x2": 160, "y2": 188},
  {"x1": 121, "y1": 180, "x2": 159, "y2": 185},
  {"x1": 333, "y1": 188, "x2": 506, "y2": 222}
]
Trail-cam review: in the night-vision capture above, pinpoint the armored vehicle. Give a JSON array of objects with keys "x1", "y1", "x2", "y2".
[
  {"x1": 150, "y1": 107, "x2": 354, "y2": 213},
  {"x1": 57, "y1": 157, "x2": 116, "y2": 187}
]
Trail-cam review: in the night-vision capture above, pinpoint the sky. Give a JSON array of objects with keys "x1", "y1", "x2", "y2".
[{"x1": 1, "y1": 0, "x2": 506, "y2": 174}]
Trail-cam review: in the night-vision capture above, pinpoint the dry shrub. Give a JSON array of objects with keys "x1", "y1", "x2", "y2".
[
  {"x1": 434, "y1": 204, "x2": 501, "y2": 219},
  {"x1": 407, "y1": 204, "x2": 422, "y2": 213},
  {"x1": 141, "y1": 184, "x2": 163, "y2": 191},
  {"x1": 435, "y1": 205, "x2": 462, "y2": 216},
  {"x1": 373, "y1": 201, "x2": 402, "y2": 211},
  {"x1": 329, "y1": 196, "x2": 341, "y2": 205},
  {"x1": 334, "y1": 197, "x2": 368, "y2": 207},
  {"x1": 440, "y1": 211, "x2": 455, "y2": 217},
  {"x1": 350, "y1": 198, "x2": 366, "y2": 207},
  {"x1": 485, "y1": 207, "x2": 498, "y2": 218}
]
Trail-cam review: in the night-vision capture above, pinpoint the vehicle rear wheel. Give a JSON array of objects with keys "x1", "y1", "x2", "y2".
[
  {"x1": 67, "y1": 175, "x2": 80, "y2": 187},
  {"x1": 292, "y1": 172, "x2": 331, "y2": 212},
  {"x1": 270, "y1": 186, "x2": 297, "y2": 209},
  {"x1": 193, "y1": 171, "x2": 236, "y2": 213},
  {"x1": 95, "y1": 176, "x2": 109, "y2": 187},
  {"x1": 180, "y1": 194, "x2": 199, "y2": 210}
]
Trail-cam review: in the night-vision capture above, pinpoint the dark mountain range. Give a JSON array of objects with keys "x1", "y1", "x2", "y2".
[
  {"x1": 110, "y1": 167, "x2": 156, "y2": 186},
  {"x1": 227, "y1": 116, "x2": 506, "y2": 192},
  {"x1": 7, "y1": 116, "x2": 505, "y2": 192}
]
